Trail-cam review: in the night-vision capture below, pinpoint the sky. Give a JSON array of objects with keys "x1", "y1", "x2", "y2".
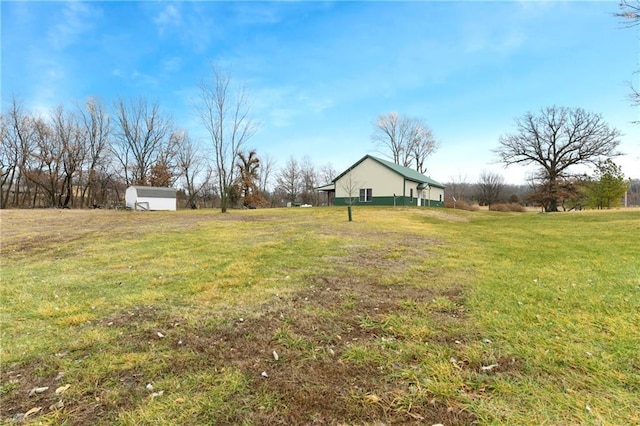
[{"x1": 2, "y1": 0, "x2": 639, "y2": 185}]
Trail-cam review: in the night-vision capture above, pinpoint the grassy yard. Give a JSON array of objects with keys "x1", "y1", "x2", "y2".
[{"x1": 1, "y1": 207, "x2": 638, "y2": 425}]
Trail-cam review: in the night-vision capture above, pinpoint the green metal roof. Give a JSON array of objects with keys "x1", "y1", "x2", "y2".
[{"x1": 333, "y1": 155, "x2": 445, "y2": 188}]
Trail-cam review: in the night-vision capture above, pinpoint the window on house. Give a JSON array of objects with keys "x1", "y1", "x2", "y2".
[
  {"x1": 410, "y1": 188, "x2": 413, "y2": 201},
  {"x1": 359, "y1": 188, "x2": 372, "y2": 202},
  {"x1": 439, "y1": 194, "x2": 442, "y2": 202}
]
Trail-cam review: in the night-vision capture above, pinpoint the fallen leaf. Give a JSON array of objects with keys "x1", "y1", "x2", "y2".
[
  {"x1": 364, "y1": 394, "x2": 380, "y2": 404},
  {"x1": 174, "y1": 397, "x2": 185, "y2": 404},
  {"x1": 480, "y1": 364, "x2": 499, "y2": 372},
  {"x1": 151, "y1": 390, "x2": 164, "y2": 399},
  {"x1": 406, "y1": 411, "x2": 424, "y2": 420},
  {"x1": 24, "y1": 406, "x2": 42, "y2": 418},
  {"x1": 28, "y1": 386, "x2": 49, "y2": 396},
  {"x1": 49, "y1": 400, "x2": 64, "y2": 410},
  {"x1": 55, "y1": 384, "x2": 71, "y2": 394}
]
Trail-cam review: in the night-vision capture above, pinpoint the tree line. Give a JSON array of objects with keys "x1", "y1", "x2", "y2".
[
  {"x1": 1, "y1": 95, "x2": 633, "y2": 211},
  {"x1": 447, "y1": 167, "x2": 637, "y2": 211},
  {"x1": 0, "y1": 96, "x2": 330, "y2": 210},
  {"x1": 0, "y1": 65, "x2": 438, "y2": 211},
  {"x1": 2, "y1": 60, "x2": 635, "y2": 212},
  {"x1": 1, "y1": 95, "x2": 209, "y2": 209}
]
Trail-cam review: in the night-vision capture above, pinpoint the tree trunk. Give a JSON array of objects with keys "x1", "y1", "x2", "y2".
[{"x1": 547, "y1": 176, "x2": 559, "y2": 212}]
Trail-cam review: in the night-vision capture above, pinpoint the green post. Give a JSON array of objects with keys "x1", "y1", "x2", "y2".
[{"x1": 347, "y1": 206, "x2": 352, "y2": 222}]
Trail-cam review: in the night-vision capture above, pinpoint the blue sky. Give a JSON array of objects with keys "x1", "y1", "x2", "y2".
[{"x1": 2, "y1": 1, "x2": 639, "y2": 185}]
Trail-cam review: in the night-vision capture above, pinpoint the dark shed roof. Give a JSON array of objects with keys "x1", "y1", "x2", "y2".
[{"x1": 130, "y1": 186, "x2": 177, "y2": 199}]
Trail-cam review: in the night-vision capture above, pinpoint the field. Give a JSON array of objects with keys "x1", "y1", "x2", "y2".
[{"x1": 1, "y1": 207, "x2": 639, "y2": 425}]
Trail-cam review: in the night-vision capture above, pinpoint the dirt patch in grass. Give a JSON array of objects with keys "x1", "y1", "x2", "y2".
[
  {"x1": 1, "y1": 277, "x2": 476, "y2": 425},
  {"x1": 1, "y1": 209, "x2": 480, "y2": 424}
]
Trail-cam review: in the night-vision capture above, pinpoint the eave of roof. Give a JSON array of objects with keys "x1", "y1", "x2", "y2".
[{"x1": 315, "y1": 183, "x2": 335, "y2": 191}]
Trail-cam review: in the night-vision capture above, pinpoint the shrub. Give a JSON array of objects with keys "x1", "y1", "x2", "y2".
[
  {"x1": 444, "y1": 199, "x2": 480, "y2": 211},
  {"x1": 489, "y1": 203, "x2": 526, "y2": 212}
]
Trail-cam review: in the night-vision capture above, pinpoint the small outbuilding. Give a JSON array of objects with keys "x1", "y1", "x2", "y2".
[
  {"x1": 316, "y1": 155, "x2": 445, "y2": 207},
  {"x1": 125, "y1": 186, "x2": 177, "y2": 211}
]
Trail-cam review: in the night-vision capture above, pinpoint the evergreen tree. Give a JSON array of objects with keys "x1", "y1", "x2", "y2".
[{"x1": 584, "y1": 159, "x2": 629, "y2": 209}]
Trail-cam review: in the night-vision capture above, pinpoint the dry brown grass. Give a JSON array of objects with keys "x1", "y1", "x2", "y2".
[
  {"x1": 0, "y1": 208, "x2": 476, "y2": 425},
  {"x1": 488, "y1": 203, "x2": 527, "y2": 212}
]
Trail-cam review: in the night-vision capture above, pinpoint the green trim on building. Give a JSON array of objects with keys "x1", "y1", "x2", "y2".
[{"x1": 334, "y1": 196, "x2": 444, "y2": 207}]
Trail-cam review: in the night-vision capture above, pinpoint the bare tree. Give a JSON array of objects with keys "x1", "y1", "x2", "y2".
[
  {"x1": 112, "y1": 96, "x2": 174, "y2": 186},
  {"x1": 175, "y1": 132, "x2": 209, "y2": 208},
  {"x1": 195, "y1": 65, "x2": 257, "y2": 213},
  {"x1": 299, "y1": 155, "x2": 319, "y2": 205},
  {"x1": 50, "y1": 105, "x2": 86, "y2": 208},
  {"x1": 477, "y1": 170, "x2": 504, "y2": 207},
  {"x1": 78, "y1": 97, "x2": 111, "y2": 207},
  {"x1": 617, "y1": 0, "x2": 640, "y2": 27},
  {"x1": 339, "y1": 170, "x2": 360, "y2": 206},
  {"x1": 276, "y1": 156, "x2": 302, "y2": 203},
  {"x1": 372, "y1": 112, "x2": 406, "y2": 165},
  {"x1": 496, "y1": 106, "x2": 621, "y2": 212},
  {"x1": 372, "y1": 112, "x2": 437, "y2": 171},
  {"x1": 149, "y1": 130, "x2": 182, "y2": 187},
  {"x1": 27, "y1": 115, "x2": 63, "y2": 207},
  {"x1": 1, "y1": 97, "x2": 36, "y2": 208},
  {"x1": 445, "y1": 172, "x2": 471, "y2": 204},
  {"x1": 409, "y1": 125, "x2": 437, "y2": 174},
  {"x1": 526, "y1": 173, "x2": 583, "y2": 212},
  {"x1": 257, "y1": 153, "x2": 275, "y2": 194},
  {"x1": 319, "y1": 162, "x2": 337, "y2": 184}
]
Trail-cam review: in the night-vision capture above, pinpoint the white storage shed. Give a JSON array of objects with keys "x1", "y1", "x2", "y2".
[{"x1": 125, "y1": 186, "x2": 177, "y2": 211}]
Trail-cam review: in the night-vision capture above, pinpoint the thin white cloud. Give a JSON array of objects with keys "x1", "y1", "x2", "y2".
[
  {"x1": 153, "y1": 3, "x2": 182, "y2": 34},
  {"x1": 48, "y1": 1, "x2": 101, "y2": 50},
  {"x1": 252, "y1": 85, "x2": 335, "y2": 128},
  {"x1": 150, "y1": 2, "x2": 216, "y2": 53},
  {"x1": 231, "y1": 3, "x2": 282, "y2": 25}
]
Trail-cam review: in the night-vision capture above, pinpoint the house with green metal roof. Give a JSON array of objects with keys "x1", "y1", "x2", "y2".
[{"x1": 316, "y1": 155, "x2": 445, "y2": 207}]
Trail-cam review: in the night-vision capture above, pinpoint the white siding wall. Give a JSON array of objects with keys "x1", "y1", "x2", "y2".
[
  {"x1": 125, "y1": 187, "x2": 137, "y2": 209},
  {"x1": 125, "y1": 187, "x2": 176, "y2": 211},
  {"x1": 335, "y1": 157, "x2": 403, "y2": 198},
  {"x1": 403, "y1": 183, "x2": 446, "y2": 203},
  {"x1": 137, "y1": 197, "x2": 176, "y2": 211},
  {"x1": 431, "y1": 186, "x2": 445, "y2": 203}
]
